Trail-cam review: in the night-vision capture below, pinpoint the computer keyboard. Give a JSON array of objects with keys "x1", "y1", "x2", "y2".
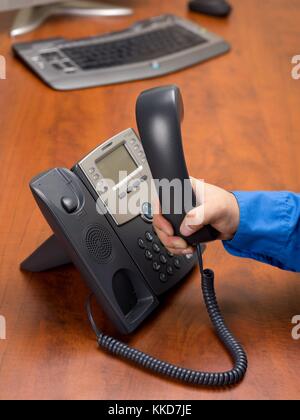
[
  {"x1": 13, "y1": 15, "x2": 230, "y2": 91},
  {"x1": 60, "y1": 26, "x2": 207, "y2": 71}
]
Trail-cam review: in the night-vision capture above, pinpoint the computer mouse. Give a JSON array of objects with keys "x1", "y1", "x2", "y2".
[{"x1": 188, "y1": 0, "x2": 232, "y2": 18}]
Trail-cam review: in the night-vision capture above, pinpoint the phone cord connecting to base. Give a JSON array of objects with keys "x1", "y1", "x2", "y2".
[{"x1": 86, "y1": 244, "x2": 248, "y2": 387}]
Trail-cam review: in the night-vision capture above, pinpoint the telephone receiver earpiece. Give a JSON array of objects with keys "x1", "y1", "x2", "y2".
[{"x1": 136, "y1": 85, "x2": 219, "y2": 246}]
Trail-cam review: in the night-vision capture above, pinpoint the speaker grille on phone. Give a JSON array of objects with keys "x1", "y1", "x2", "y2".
[{"x1": 85, "y1": 225, "x2": 113, "y2": 263}]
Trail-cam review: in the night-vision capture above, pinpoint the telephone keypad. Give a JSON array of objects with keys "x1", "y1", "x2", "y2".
[
  {"x1": 145, "y1": 231, "x2": 154, "y2": 242},
  {"x1": 145, "y1": 250, "x2": 153, "y2": 260},
  {"x1": 167, "y1": 265, "x2": 174, "y2": 276},
  {"x1": 138, "y1": 238, "x2": 146, "y2": 249},
  {"x1": 160, "y1": 273, "x2": 167, "y2": 283},
  {"x1": 153, "y1": 262, "x2": 161, "y2": 272},
  {"x1": 160, "y1": 254, "x2": 167, "y2": 264},
  {"x1": 152, "y1": 243, "x2": 161, "y2": 253},
  {"x1": 174, "y1": 257, "x2": 181, "y2": 269}
]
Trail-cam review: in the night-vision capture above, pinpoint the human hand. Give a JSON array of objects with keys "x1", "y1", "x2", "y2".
[{"x1": 153, "y1": 178, "x2": 240, "y2": 255}]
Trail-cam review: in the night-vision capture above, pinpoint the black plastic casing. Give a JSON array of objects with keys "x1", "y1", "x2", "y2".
[
  {"x1": 23, "y1": 167, "x2": 196, "y2": 334},
  {"x1": 136, "y1": 85, "x2": 219, "y2": 245}
]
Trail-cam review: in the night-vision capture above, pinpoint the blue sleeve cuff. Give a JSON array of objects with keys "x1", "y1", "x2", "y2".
[{"x1": 223, "y1": 191, "x2": 296, "y2": 270}]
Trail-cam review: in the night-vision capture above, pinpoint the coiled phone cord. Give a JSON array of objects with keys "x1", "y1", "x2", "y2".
[{"x1": 86, "y1": 244, "x2": 248, "y2": 387}]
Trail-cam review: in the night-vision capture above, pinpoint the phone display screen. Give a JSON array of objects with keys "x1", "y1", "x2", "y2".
[{"x1": 96, "y1": 145, "x2": 138, "y2": 185}]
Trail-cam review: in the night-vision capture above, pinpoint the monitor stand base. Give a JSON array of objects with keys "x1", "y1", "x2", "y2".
[{"x1": 11, "y1": 1, "x2": 133, "y2": 37}]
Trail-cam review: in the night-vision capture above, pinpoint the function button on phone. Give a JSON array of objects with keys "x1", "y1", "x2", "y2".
[
  {"x1": 98, "y1": 186, "x2": 108, "y2": 196},
  {"x1": 89, "y1": 168, "x2": 95, "y2": 174},
  {"x1": 152, "y1": 243, "x2": 161, "y2": 253},
  {"x1": 174, "y1": 257, "x2": 181, "y2": 269},
  {"x1": 119, "y1": 191, "x2": 127, "y2": 200},
  {"x1": 138, "y1": 238, "x2": 146, "y2": 249},
  {"x1": 132, "y1": 180, "x2": 140, "y2": 190},
  {"x1": 160, "y1": 254, "x2": 167, "y2": 264},
  {"x1": 61, "y1": 196, "x2": 78, "y2": 214},
  {"x1": 93, "y1": 174, "x2": 100, "y2": 181},
  {"x1": 145, "y1": 231, "x2": 154, "y2": 242},
  {"x1": 153, "y1": 262, "x2": 161, "y2": 272},
  {"x1": 145, "y1": 250, "x2": 153, "y2": 260},
  {"x1": 141, "y1": 202, "x2": 153, "y2": 223},
  {"x1": 159, "y1": 273, "x2": 167, "y2": 283},
  {"x1": 167, "y1": 265, "x2": 174, "y2": 276},
  {"x1": 127, "y1": 185, "x2": 133, "y2": 194},
  {"x1": 140, "y1": 175, "x2": 148, "y2": 183}
]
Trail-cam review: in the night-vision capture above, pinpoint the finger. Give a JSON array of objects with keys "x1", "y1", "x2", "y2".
[
  {"x1": 157, "y1": 229, "x2": 189, "y2": 250},
  {"x1": 152, "y1": 198, "x2": 161, "y2": 216},
  {"x1": 180, "y1": 205, "x2": 205, "y2": 237},
  {"x1": 165, "y1": 246, "x2": 195, "y2": 256},
  {"x1": 153, "y1": 213, "x2": 174, "y2": 237}
]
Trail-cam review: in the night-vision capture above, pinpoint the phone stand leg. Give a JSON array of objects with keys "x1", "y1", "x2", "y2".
[{"x1": 21, "y1": 235, "x2": 72, "y2": 272}]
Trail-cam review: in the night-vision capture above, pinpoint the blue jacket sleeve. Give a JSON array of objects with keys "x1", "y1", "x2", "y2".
[{"x1": 223, "y1": 191, "x2": 300, "y2": 272}]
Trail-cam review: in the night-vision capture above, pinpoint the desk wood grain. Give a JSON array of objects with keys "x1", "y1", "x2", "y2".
[{"x1": 0, "y1": 0, "x2": 299, "y2": 400}]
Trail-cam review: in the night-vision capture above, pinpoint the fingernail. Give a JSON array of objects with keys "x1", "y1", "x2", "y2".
[
  {"x1": 182, "y1": 248, "x2": 194, "y2": 255},
  {"x1": 180, "y1": 222, "x2": 194, "y2": 237}
]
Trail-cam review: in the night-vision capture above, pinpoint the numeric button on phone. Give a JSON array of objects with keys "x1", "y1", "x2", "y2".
[
  {"x1": 145, "y1": 231, "x2": 154, "y2": 242},
  {"x1": 138, "y1": 238, "x2": 146, "y2": 249},
  {"x1": 167, "y1": 251, "x2": 174, "y2": 258},
  {"x1": 160, "y1": 254, "x2": 167, "y2": 264},
  {"x1": 167, "y1": 265, "x2": 174, "y2": 276},
  {"x1": 152, "y1": 243, "x2": 161, "y2": 253},
  {"x1": 145, "y1": 250, "x2": 153, "y2": 260},
  {"x1": 186, "y1": 254, "x2": 194, "y2": 260},
  {"x1": 153, "y1": 262, "x2": 161, "y2": 272},
  {"x1": 174, "y1": 257, "x2": 181, "y2": 269},
  {"x1": 160, "y1": 273, "x2": 167, "y2": 283}
]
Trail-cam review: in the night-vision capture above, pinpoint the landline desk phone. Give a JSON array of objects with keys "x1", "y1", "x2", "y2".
[{"x1": 22, "y1": 86, "x2": 248, "y2": 387}]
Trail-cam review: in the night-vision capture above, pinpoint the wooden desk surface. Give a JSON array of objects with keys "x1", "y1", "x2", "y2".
[{"x1": 0, "y1": 0, "x2": 299, "y2": 401}]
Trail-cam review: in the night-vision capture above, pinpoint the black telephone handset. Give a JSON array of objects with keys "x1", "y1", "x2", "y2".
[
  {"x1": 22, "y1": 87, "x2": 247, "y2": 388},
  {"x1": 136, "y1": 85, "x2": 219, "y2": 245}
]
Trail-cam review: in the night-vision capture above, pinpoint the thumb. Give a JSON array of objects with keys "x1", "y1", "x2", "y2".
[
  {"x1": 180, "y1": 200, "x2": 215, "y2": 237},
  {"x1": 180, "y1": 205, "x2": 205, "y2": 237}
]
